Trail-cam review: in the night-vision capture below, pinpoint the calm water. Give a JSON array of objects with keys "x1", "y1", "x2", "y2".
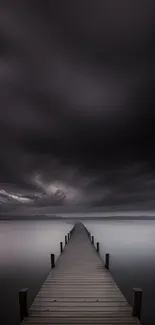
[
  {"x1": 1, "y1": 219, "x2": 155, "y2": 325},
  {"x1": 0, "y1": 220, "x2": 73, "y2": 325},
  {"x1": 85, "y1": 220, "x2": 155, "y2": 325}
]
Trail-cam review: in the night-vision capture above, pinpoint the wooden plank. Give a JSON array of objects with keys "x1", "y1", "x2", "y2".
[
  {"x1": 44, "y1": 282, "x2": 115, "y2": 285},
  {"x1": 30, "y1": 306, "x2": 131, "y2": 312},
  {"x1": 31, "y1": 302, "x2": 128, "y2": 307},
  {"x1": 34, "y1": 298, "x2": 127, "y2": 302},
  {"x1": 36, "y1": 294, "x2": 125, "y2": 298},
  {"x1": 29, "y1": 308, "x2": 132, "y2": 318},
  {"x1": 37, "y1": 291, "x2": 124, "y2": 296},
  {"x1": 41, "y1": 284, "x2": 117, "y2": 288},
  {"x1": 21, "y1": 223, "x2": 141, "y2": 325},
  {"x1": 42, "y1": 278, "x2": 118, "y2": 282},
  {"x1": 23, "y1": 317, "x2": 139, "y2": 325},
  {"x1": 39, "y1": 289, "x2": 120, "y2": 292},
  {"x1": 23, "y1": 320, "x2": 139, "y2": 325}
]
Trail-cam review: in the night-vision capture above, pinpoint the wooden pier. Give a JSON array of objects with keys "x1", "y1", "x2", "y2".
[{"x1": 20, "y1": 223, "x2": 141, "y2": 324}]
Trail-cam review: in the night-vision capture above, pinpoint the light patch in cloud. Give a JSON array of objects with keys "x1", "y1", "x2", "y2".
[
  {"x1": 34, "y1": 174, "x2": 82, "y2": 204},
  {"x1": 0, "y1": 189, "x2": 32, "y2": 203}
]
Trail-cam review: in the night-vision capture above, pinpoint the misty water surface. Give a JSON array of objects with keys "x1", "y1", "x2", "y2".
[
  {"x1": 1, "y1": 219, "x2": 155, "y2": 325},
  {"x1": 0, "y1": 220, "x2": 73, "y2": 325},
  {"x1": 85, "y1": 220, "x2": 155, "y2": 325}
]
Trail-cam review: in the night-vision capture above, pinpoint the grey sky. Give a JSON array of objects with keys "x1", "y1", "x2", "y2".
[{"x1": 0, "y1": 1, "x2": 154, "y2": 214}]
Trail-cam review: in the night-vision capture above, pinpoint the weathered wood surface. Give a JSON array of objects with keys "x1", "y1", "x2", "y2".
[{"x1": 22, "y1": 223, "x2": 141, "y2": 324}]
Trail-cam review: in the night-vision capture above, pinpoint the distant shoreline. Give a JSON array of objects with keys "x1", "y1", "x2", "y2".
[{"x1": 1, "y1": 215, "x2": 155, "y2": 220}]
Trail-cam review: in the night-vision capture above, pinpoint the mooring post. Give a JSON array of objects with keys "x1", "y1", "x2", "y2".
[
  {"x1": 105, "y1": 253, "x2": 110, "y2": 270},
  {"x1": 96, "y1": 242, "x2": 99, "y2": 253},
  {"x1": 68, "y1": 233, "x2": 70, "y2": 241},
  {"x1": 70, "y1": 228, "x2": 73, "y2": 236},
  {"x1": 19, "y1": 288, "x2": 28, "y2": 321},
  {"x1": 132, "y1": 288, "x2": 143, "y2": 320},
  {"x1": 91, "y1": 236, "x2": 94, "y2": 245},
  {"x1": 65, "y1": 235, "x2": 67, "y2": 245},
  {"x1": 60, "y1": 241, "x2": 63, "y2": 253},
  {"x1": 51, "y1": 253, "x2": 55, "y2": 268}
]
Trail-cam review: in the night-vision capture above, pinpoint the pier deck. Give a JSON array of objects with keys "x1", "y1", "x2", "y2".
[{"x1": 22, "y1": 223, "x2": 141, "y2": 324}]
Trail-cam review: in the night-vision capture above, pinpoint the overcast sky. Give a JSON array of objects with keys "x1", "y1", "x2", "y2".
[{"x1": 0, "y1": 1, "x2": 155, "y2": 215}]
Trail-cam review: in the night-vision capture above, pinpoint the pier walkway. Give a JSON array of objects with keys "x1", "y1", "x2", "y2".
[{"x1": 21, "y1": 223, "x2": 141, "y2": 324}]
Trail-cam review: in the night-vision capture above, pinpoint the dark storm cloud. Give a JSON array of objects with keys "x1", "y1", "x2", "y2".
[{"x1": 0, "y1": 1, "x2": 155, "y2": 213}]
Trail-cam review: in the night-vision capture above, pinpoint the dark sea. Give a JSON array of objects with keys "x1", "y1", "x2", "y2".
[{"x1": 1, "y1": 219, "x2": 155, "y2": 325}]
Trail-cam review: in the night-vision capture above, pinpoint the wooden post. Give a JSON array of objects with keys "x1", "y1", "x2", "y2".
[
  {"x1": 71, "y1": 226, "x2": 75, "y2": 235},
  {"x1": 19, "y1": 288, "x2": 28, "y2": 321},
  {"x1": 132, "y1": 288, "x2": 143, "y2": 320},
  {"x1": 96, "y1": 242, "x2": 99, "y2": 253},
  {"x1": 91, "y1": 236, "x2": 94, "y2": 245},
  {"x1": 51, "y1": 253, "x2": 55, "y2": 268},
  {"x1": 65, "y1": 235, "x2": 67, "y2": 245},
  {"x1": 105, "y1": 253, "x2": 110, "y2": 270},
  {"x1": 60, "y1": 241, "x2": 63, "y2": 253},
  {"x1": 68, "y1": 233, "x2": 70, "y2": 241}
]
